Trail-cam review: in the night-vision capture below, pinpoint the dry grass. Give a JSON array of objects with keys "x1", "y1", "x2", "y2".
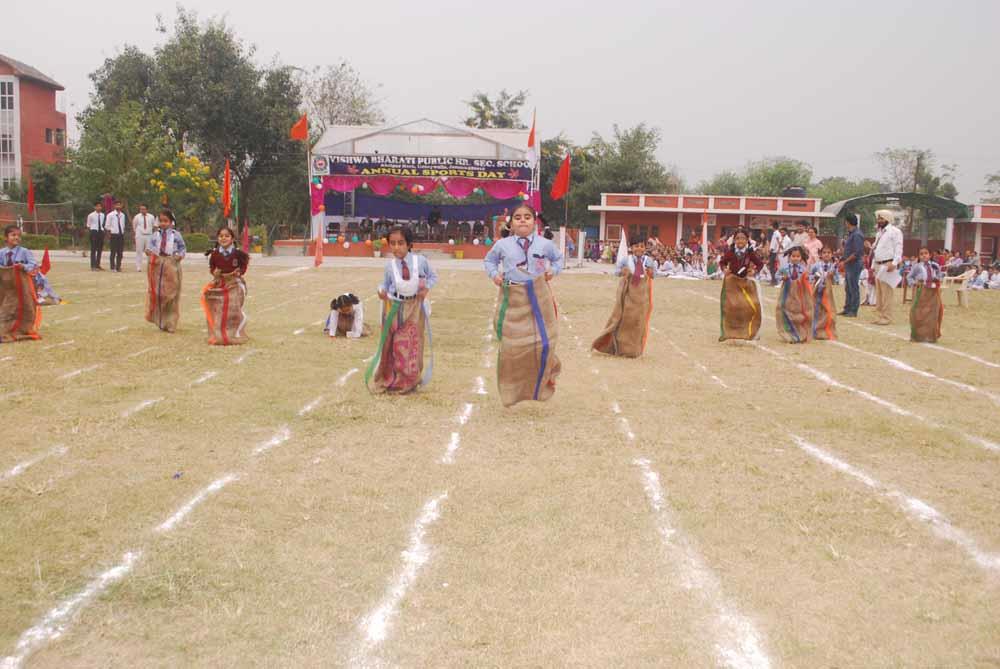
[{"x1": 2, "y1": 260, "x2": 998, "y2": 667}]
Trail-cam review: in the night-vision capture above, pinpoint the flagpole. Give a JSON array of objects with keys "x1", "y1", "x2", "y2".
[{"x1": 303, "y1": 141, "x2": 312, "y2": 257}]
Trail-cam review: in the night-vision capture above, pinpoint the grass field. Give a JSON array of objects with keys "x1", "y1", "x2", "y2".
[{"x1": 2, "y1": 256, "x2": 999, "y2": 668}]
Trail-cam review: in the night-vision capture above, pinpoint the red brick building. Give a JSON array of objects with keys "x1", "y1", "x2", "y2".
[
  {"x1": 952, "y1": 203, "x2": 1000, "y2": 262},
  {"x1": 588, "y1": 193, "x2": 834, "y2": 246},
  {"x1": 0, "y1": 54, "x2": 66, "y2": 189}
]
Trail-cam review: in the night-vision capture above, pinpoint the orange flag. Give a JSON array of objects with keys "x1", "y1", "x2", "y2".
[
  {"x1": 290, "y1": 114, "x2": 309, "y2": 142},
  {"x1": 40, "y1": 248, "x2": 51, "y2": 275},
  {"x1": 314, "y1": 227, "x2": 324, "y2": 267},
  {"x1": 550, "y1": 153, "x2": 571, "y2": 201}
]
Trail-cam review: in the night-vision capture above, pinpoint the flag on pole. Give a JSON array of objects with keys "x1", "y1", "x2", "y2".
[
  {"x1": 290, "y1": 114, "x2": 309, "y2": 142},
  {"x1": 550, "y1": 153, "x2": 571, "y2": 201},
  {"x1": 27, "y1": 178, "x2": 35, "y2": 214},
  {"x1": 314, "y1": 227, "x2": 324, "y2": 267},
  {"x1": 40, "y1": 248, "x2": 51, "y2": 275},
  {"x1": 222, "y1": 160, "x2": 232, "y2": 218},
  {"x1": 526, "y1": 110, "x2": 538, "y2": 167},
  {"x1": 241, "y1": 223, "x2": 250, "y2": 251}
]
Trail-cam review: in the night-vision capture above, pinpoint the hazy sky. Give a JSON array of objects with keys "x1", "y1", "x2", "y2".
[{"x1": 8, "y1": 0, "x2": 999, "y2": 200}]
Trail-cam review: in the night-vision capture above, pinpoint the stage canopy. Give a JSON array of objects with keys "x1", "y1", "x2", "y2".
[
  {"x1": 821, "y1": 192, "x2": 969, "y2": 219},
  {"x1": 309, "y1": 119, "x2": 535, "y2": 232}
]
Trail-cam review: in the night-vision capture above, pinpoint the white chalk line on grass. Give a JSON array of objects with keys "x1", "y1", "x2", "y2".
[
  {"x1": 3, "y1": 359, "x2": 368, "y2": 664},
  {"x1": 457, "y1": 402, "x2": 474, "y2": 426},
  {"x1": 120, "y1": 398, "x2": 164, "y2": 419},
  {"x1": 155, "y1": 473, "x2": 239, "y2": 534},
  {"x1": 1, "y1": 356, "x2": 13, "y2": 363},
  {"x1": 633, "y1": 458, "x2": 771, "y2": 669},
  {"x1": 127, "y1": 346, "x2": 158, "y2": 359},
  {"x1": 106, "y1": 326, "x2": 128, "y2": 334},
  {"x1": 2, "y1": 445, "x2": 68, "y2": 483},
  {"x1": 293, "y1": 328, "x2": 306, "y2": 336},
  {"x1": 234, "y1": 349, "x2": 256, "y2": 364},
  {"x1": 298, "y1": 396, "x2": 324, "y2": 416},
  {"x1": 441, "y1": 432, "x2": 462, "y2": 465},
  {"x1": 0, "y1": 390, "x2": 23, "y2": 401},
  {"x1": 338, "y1": 367, "x2": 360, "y2": 386},
  {"x1": 253, "y1": 427, "x2": 291, "y2": 456},
  {"x1": 42, "y1": 340, "x2": 75, "y2": 351},
  {"x1": 791, "y1": 435, "x2": 1000, "y2": 572},
  {"x1": 831, "y1": 340, "x2": 1000, "y2": 406},
  {"x1": 754, "y1": 343, "x2": 999, "y2": 453},
  {"x1": 755, "y1": 291, "x2": 1000, "y2": 371},
  {"x1": 839, "y1": 318, "x2": 1000, "y2": 368},
  {"x1": 57, "y1": 364, "x2": 100, "y2": 381},
  {"x1": 0, "y1": 550, "x2": 142, "y2": 669},
  {"x1": 191, "y1": 370, "x2": 219, "y2": 386},
  {"x1": 354, "y1": 492, "x2": 448, "y2": 660},
  {"x1": 267, "y1": 266, "x2": 311, "y2": 278},
  {"x1": 473, "y1": 376, "x2": 488, "y2": 395},
  {"x1": 665, "y1": 338, "x2": 730, "y2": 389}
]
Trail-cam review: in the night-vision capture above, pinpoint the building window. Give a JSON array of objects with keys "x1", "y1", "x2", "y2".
[
  {"x1": 45, "y1": 128, "x2": 53, "y2": 144},
  {"x1": 0, "y1": 81, "x2": 12, "y2": 111},
  {"x1": 55, "y1": 128, "x2": 65, "y2": 146}
]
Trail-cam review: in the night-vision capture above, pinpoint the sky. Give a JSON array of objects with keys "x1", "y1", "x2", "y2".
[{"x1": 8, "y1": 0, "x2": 999, "y2": 201}]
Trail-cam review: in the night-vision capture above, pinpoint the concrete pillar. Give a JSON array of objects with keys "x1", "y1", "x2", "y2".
[
  {"x1": 599, "y1": 212, "x2": 607, "y2": 242},
  {"x1": 578, "y1": 230, "x2": 586, "y2": 266},
  {"x1": 944, "y1": 217, "x2": 954, "y2": 250},
  {"x1": 975, "y1": 222, "x2": 983, "y2": 255}
]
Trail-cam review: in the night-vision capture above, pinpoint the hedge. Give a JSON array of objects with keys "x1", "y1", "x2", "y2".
[
  {"x1": 19, "y1": 234, "x2": 59, "y2": 250},
  {"x1": 184, "y1": 232, "x2": 212, "y2": 253}
]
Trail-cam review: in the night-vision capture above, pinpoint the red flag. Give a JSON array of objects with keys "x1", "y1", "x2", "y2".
[
  {"x1": 40, "y1": 248, "x2": 51, "y2": 275},
  {"x1": 290, "y1": 114, "x2": 309, "y2": 142},
  {"x1": 314, "y1": 227, "x2": 324, "y2": 267},
  {"x1": 27, "y1": 179, "x2": 35, "y2": 214},
  {"x1": 550, "y1": 153, "x2": 571, "y2": 201},
  {"x1": 241, "y1": 222, "x2": 250, "y2": 251},
  {"x1": 222, "y1": 160, "x2": 231, "y2": 218}
]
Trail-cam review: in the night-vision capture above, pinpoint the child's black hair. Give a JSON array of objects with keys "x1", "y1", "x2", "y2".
[
  {"x1": 3, "y1": 224, "x2": 19, "y2": 238},
  {"x1": 330, "y1": 292, "x2": 360, "y2": 310},
  {"x1": 387, "y1": 225, "x2": 413, "y2": 249},
  {"x1": 159, "y1": 208, "x2": 176, "y2": 224}
]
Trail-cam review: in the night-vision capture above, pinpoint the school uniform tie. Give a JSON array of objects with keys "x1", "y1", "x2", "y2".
[
  {"x1": 632, "y1": 256, "x2": 643, "y2": 285},
  {"x1": 159, "y1": 231, "x2": 167, "y2": 255},
  {"x1": 400, "y1": 257, "x2": 410, "y2": 281}
]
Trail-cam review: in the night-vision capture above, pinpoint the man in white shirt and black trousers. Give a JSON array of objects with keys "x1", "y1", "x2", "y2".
[
  {"x1": 86, "y1": 201, "x2": 106, "y2": 271},
  {"x1": 132, "y1": 203, "x2": 155, "y2": 272},
  {"x1": 870, "y1": 209, "x2": 904, "y2": 325},
  {"x1": 106, "y1": 200, "x2": 128, "y2": 272}
]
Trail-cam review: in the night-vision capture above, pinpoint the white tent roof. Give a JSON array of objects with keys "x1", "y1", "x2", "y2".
[{"x1": 312, "y1": 118, "x2": 529, "y2": 160}]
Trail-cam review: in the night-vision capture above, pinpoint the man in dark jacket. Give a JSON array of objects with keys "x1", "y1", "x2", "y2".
[{"x1": 840, "y1": 214, "x2": 864, "y2": 317}]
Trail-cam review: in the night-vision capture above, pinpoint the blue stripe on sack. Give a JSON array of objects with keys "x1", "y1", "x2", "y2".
[
  {"x1": 780, "y1": 281, "x2": 800, "y2": 343},
  {"x1": 526, "y1": 281, "x2": 549, "y2": 401},
  {"x1": 420, "y1": 301, "x2": 434, "y2": 387}
]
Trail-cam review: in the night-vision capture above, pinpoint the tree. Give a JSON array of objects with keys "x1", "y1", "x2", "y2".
[
  {"x1": 808, "y1": 176, "x2": 886, "y2": 235},
  {"x1": 463, "y1": 89, "x2": 528, "y2": 129},
  {"x1": 299, "y1": 63, "x2": 384, "y2": 138},
  {"x1": 744, "y1": 157, "x2": 812, "y2": 196},
  {"x1": 148, "y1": 152, "x2": 222, "y2": 231},
  {"x1": 697, "y1": 170, "x2": 745, "y2": 196},
  {"x1": 539, "y1": 135, "x2": 590, "y2": 226},
  {"x1": 572, "y1": 124, "x2": 671, "y2": 226},
  {"x1": 983, "y1": 173, "x2": 1000, "y2": 204},
  {"x1": 875, "y1": 147, "x2": 959, "y2": 241},
  {"x1": 64, "y1": 101, "x2": 177, "y2": 215},
  {"x1": 81, "y1": 7, "x2": 309, "y2": 232}
]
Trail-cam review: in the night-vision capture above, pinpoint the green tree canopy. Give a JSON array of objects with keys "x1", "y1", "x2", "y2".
[
  {"x1": 697, "y1": 170, "x2": 745, "y2": 196},
  {"x1": 571, "y1": 124, "x2": 672, "y2": 226},
  {"x1": 743, "y1": 157, "x2": 812, "y2": 196},
  {"x1": 463, "y1": 89, "x2": 528, "y2": 129},
  {"x1": 64, "y1": 101, "x2": 177, "y2": 214}
]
